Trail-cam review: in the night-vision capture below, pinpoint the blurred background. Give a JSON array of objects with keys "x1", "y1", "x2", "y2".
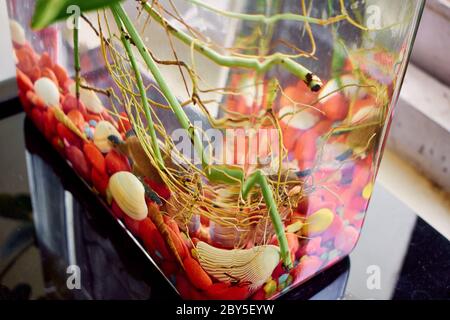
[{"x1": 0, "y1": 0, "x2": 449, "y2": 300}]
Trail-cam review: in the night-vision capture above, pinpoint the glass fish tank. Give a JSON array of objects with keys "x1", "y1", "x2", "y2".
[{"x1": 6, "y1": 0, "x2": 424, "y2": 300}]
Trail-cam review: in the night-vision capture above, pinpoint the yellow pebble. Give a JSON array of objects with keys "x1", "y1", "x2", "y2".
[
  {"x1": 362, "y1": 182, "x2": 373, "y2": 200},
  {"x1": 263, "y1": 279, "x2": 277, "y2": 296},
  {"x1": 303, "y1": 208, "x2": 334, "y2": 236},
  {"x1": 286, "y1": 220, "x2": 304, "y2": 233}
]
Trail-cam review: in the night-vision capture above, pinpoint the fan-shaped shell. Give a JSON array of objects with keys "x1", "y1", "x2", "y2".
[{"x1": 196, "y1": 241, "x2": 280, "y2": 290}]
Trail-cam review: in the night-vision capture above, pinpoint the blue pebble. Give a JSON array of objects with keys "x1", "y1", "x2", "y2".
[
  {"x1": 84, "y1": 128, "x2": 94, "y2": 139},
  {"x1": 89, "y1": 120, "x2": 97, "y2": 127},
  {"x1": 155, "y1": 250, "x2": 163, "y2": 259},
  {"x1": 278, "y1": 273, "x2": 289, "y2": 284}
]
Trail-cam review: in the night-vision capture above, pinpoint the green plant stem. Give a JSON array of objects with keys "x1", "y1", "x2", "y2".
[
  {"x1": 139, "y1": 1, "x2": 322, "y2": 92},
  {"x1": 112, "y1": 3, "x2": 292, "y2": 269},
  {"x1": 242, "y1": 170, "x2": 293, "y2": 269},
  {"x1": 186, "y1": 0, "x2": 346, "y2": 26},
  {"x1": 111, "y1": 9, "x2": 164, "y2": 168}
]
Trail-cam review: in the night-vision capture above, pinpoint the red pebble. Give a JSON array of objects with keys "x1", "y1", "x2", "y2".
[
  {"x1": 320, "y1": 93, "x2": 349, "y2": 121},
  {"x1": 30, "y1": 108, "x2": 44, "y2": 132},
  {"x1": 16, "y1": 46, "x2": 37, "y2": 76},
  {"x1": 52, "y1": 64, "x2": 69, "y2": 89},
  {"x1": 321, "y1": 213, "x2": 344, "y2": 243},
  {"x1": 56, "y1": 123, "x2": 82, "y2": 149},
  {"x1": 43, "y1": 108, "x2": 57, "y2": 140},
  {"x1": 176, "y1": 273, "x2": 193, "y2": 299},
  {"x1": 167, "y1": 226, "x2": 188, "y2": 260},
  {"x1": 67, "y1": 109, "x2": 85, "y2": 131},
  {"x1": 304, "y1": 237, "x2": 325, "y2": 256},
  {"x1": 51, "y1": 136, "x2": 65, "y2": 155},
  {"x1": 28, "y1": 66, "x2": 41, "y2": 83},
  {"x1": 111, "y1": 199, "x2": 125, "y2": 220},
  {"x1": 183, "y1": 257, "x2": 212, "y2": 291},
  {"x1": 62, "y1": 94, "x2": 87, "y2": 115},
  {"x1": 19, "y1": 91, "x2": 33, "y2": 114},
  {"x1": 294, "y1": 132, "x2": 317, "y2": 163},
  {"x1": 84, "y1": 112, "x2": 102, "y2": 123},
  {"x1": 251, "y1": 287, "x2": 266, "y2": 300},
  {"x1": 41, "y1": 67, "x2": 59, "y2": 86},
  {"x1": 123, "y1": 214, "x2": 142, "y2": 235},
  {"x1": 39, "y1": 52, "x2": 54, "y2": 70},
  {"x1": 163, "y1": 215, "x2": 180, "y2": 233},
  {"x1": 161, "y1": 260, "x2": 178, "y2": 276},
  {"x1": 139, "y1": 218, "x2": 172, "y2": 260},
  {"x1": 26, "y1": 90, "x2": 46, "y2": 110},
  {"x1": 292, "y1": 255, "x2": 323, "y2": 282},
  {"x1": 91, "y1": 168, "x2": 109, "y2": 196},
  {"x1": 83, "y1": 143, "x2": 106, "y2": 175},
  {"x1": 65, "y1": 145, "x2": 91, "y2": 182},
  {"x1": 144, "y1": 177, "x2": 171, "y2": 200},
  {"x1": 105, "y1": 150, "x2": 131, "y2": 175},
  {"x1": 206, "y1": 283, "x2": 250, "y2": 300},
  {"x1": 271, "y1": 262, "x2": 285, "y2": 280},
  {"x1": 334, "y1": 225, "x2": 359, "y2": 254},
  {"x1": 16, "y1": 69, "x2": 34, "y2": 94}
]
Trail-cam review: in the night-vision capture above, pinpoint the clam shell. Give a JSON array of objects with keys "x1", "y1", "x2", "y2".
[
  {"x1": 9, "y1": 20, "x2": 26, "y2": 46},
  {"x1": 34, "y1": 77, "x2": 60, "y2": 107},
  {"x1": 93, "y1": 120, "x2": 122, "y2": 153},
  {"x1": 69, "y1": 82, "x2": 104, "y2": 114},
  {"x1": 196, "y1": 241, "x2": 280, "y2": 290},
  {"x1": 108, "y1": 171, "x2": 147, "y2": 221}
]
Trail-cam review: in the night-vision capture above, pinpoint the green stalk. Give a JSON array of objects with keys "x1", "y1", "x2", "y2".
[
  {"x1": 139, "y1": 1, "x2": 322, "y2": 92},
  {"x1": 111, "y1": 9, "x2": 164, "y2": 168},
  {"x1": 242, "y1": 170, "x2": 293, "y2": 269},
  {"x1": 186, "y1": 0, "x2": 346, "y2": 27}
]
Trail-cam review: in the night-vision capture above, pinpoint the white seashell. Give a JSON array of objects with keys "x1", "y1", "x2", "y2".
[
  {"x1": 319, "y1": 75, "x2": 367, "y2": 102},
  {"x1": 279, "y1": 105, "x2": 319, "y2": 130},
  {"x1": 9, "y1": 20, "x2": 26, "y2": 46},
  {"x1": 93, "y1": 120, "x2": 122, "y2": 153},
  {"x1": 196, "y1": 241, "x2": 280, "y2": 290},
  {"x1": 108, "y1": 171, "x2": 147, "y2": 220},
  {"x1": 69, "y1": 82, "x2": 104, "y2": 114},
  {"x1": 351, "y1": 106, "x2": 378, "y2": 124},
  {"x1": 34, "y1": 77, "x2": 60, "y2": 107}
]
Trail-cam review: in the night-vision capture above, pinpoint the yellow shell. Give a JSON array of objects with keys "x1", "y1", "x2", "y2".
[
  {"x1": 196, "y1": 241, "x2": 280, "y2": 290},
  {"x1": 93, "y1": 120, "x2": 122, "y2": 153},
  {"x1": 303, "y1": 208, "x2": 334, "y2": 235},
  {"x1": 108, "y1": 172, "x2": 147, "y2": 221}
]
